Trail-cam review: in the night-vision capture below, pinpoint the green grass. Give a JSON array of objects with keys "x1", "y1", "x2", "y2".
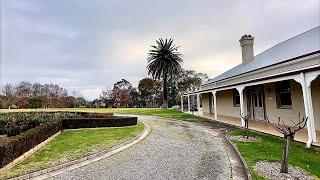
[
  {"x1": 0, "y1": 108, "x2": 206, "y2": 122},
  {"x1": 229, "y1": 130, "x2": 320, "y2": 180},
  {"x1": 1, "y1": 122, "x2": 144, "y2": 179}
]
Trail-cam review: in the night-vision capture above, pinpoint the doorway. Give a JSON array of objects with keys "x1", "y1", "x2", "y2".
[{"x1": 248, "y1": 86, "x2": 265, "y2": 121}]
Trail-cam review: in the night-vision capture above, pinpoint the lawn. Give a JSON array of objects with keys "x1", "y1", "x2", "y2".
[
  {"x1": 229, "y1": 130, "x2": 320, "y2": 180},
  {"x1": 0, "y1": 108, "x2": 205, "y2": 122},
  {"x1": 1, "y1": 122, "x2": 144, "y2": 179}
]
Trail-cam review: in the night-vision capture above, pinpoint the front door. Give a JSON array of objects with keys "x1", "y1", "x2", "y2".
[{"x1": 251, "y1": 86, "x2": 265, "y2": 120}]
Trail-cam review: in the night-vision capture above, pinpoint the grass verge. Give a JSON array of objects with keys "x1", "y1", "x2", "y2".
[
  {"x1": 0, "y1": 108, "x2": 206, "y2": 122},
  {"x1": 1, "y1": 122, "x2": 144, "y2": 179},
  {"x1": 229, "y1": 130, "x2": 320, "y2": 180}
]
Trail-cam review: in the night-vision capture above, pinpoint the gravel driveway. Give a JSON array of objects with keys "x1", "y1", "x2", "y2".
[{"x1": 50, "y1": 115, "x2": 245, "y2": 180}]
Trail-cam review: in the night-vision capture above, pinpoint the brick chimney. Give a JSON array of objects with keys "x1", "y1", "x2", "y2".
[{"x1": 239, "y1": 34, "x2": 254, "y2": 64}]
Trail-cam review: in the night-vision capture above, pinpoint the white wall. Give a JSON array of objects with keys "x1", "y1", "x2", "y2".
[
  {"x1": 202, "y1": 93, "x2": 211, "y2": 114},
  {"x1": 216, "y1": 89, "x2": 241, "y2": 118},
  {"x1": 264, "y1": 80, "x2": 306, "y2": 127}
]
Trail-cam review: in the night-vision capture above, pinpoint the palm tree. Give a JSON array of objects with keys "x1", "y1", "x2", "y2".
[{"x1": 147, "y1": 38, "x2": 183, "y2": 108}]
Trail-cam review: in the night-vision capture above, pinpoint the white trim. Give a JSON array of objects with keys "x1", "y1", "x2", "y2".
[
  {"x1": 202, "y1": 53, "x2": 320, "y2": 90},
  {"x1": 294, "y1": 71, "x2": 319, "y2": 147},
  {"x1": 185, "y1": 71, "x2": 316, "y2": 96},
  {"x1": 184, "y1": 55, "x2": 320, "y2": 96}
]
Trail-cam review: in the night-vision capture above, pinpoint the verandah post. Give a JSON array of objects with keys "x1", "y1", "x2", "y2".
[{"x1": 236, "y1": 86, "x2": 246, "y2": 127}]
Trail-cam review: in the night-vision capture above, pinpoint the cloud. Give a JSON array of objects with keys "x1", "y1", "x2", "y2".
[
  {"x1": 185, "y1": 53, "x2": 241, "y2": 77},
  {"x1": 1, "y1": 0, "x2": 319, "y2": 100}
]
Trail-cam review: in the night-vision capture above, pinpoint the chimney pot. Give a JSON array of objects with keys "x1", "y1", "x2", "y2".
[{"x1": 239, "y1": 34, "x2": 254, "y2": 64}]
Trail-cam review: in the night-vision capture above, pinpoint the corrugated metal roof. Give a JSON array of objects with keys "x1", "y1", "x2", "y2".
[{"x1": 204, "y1": 26, "x2": 320, "y2": 85}]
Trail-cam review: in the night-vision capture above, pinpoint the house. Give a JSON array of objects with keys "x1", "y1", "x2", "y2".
[{"x1": 182, "y1": 26, "x2": 320, "y2": 147}]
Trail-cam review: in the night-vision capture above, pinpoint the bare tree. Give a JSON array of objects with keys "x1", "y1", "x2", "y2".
[
  {"x1": 266, "y1": 113, "x2": 307, "y2": 173},
  {"x1": 1, "y1": 84, "x2": 16, "y2": 108},
  {"x1": 240, "y1": 112, "x2": 250, "y2": 139},
  {"x1": 1, "y1": 82, "x2": 77, "y2": 108}
]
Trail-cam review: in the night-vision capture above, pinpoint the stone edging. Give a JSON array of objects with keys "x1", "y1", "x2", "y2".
[
  {"x1": 0, "y1": 131, "x2": 61, "y2": 174},
  {"x1": 10, "y1": 121, "x2": 151, "y2": 180},
  {"x1": 225, "y1": 133, "x2": 252, "y2": 180}
]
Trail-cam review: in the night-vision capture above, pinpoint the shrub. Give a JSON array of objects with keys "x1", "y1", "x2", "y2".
[
  {"x1": 0, "y1": 111, "x2": 129, "y2": 169},
  {"x1": 0, "y1": 99, "x2": 4, "y2": 109},
  {"x1": 0, "y1": 121, "x2": 62, "y2": 168},
  {"x1": 62, "y1": 116, "x2": 137, "y2": 129},
  {"x1": 0, "y1": 112, "x2": 72, "y2": 136}
]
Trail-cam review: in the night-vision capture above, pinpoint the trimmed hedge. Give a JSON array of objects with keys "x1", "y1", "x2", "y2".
[
  {"x1": 62, "y1": 116, "x2": 137, "y2": 129},
  {"x1": 0, "y1": 112, "x2": 72, "y2": 136},
  {"x1": 0, "y1": 112, "x2": 132, "y2": 169},
  {"x1": 0, "y1": 121, "x2": 62, "y2": 168},
  {"x1": 0, "y1": 112, "x2": 113, "y2": 137},
  {"x1": 79, "y1": 112, "x2": 114, "y2": 118},
  {"x1": 0, "y1": 112, "x2": 132, "y2": 168}
]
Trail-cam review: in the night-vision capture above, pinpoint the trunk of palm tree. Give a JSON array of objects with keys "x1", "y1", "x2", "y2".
[{"x1": 162, "y1": 75, "x2": 168, "y2": 108}]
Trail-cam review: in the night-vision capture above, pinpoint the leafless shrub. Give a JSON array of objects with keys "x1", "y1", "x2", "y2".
[
  {"x1": 265, "y1": 113, "x2": 307, "y2": 173},
  {"x1": 240, "y1": 112, "x2": 250, "y2": 139}
]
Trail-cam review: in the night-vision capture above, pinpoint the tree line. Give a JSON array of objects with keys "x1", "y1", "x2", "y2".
[
  {"x1": 0, "y1": 69, "x2": 207, "y2": 109},
  {"x1": 94, "y1": 69, "x2": 208, "y2": 108},
  {"x1": 0, "y1": 82, "x2": 86, "y2": 109}
]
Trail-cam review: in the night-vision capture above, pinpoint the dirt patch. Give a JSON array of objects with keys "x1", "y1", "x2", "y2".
[
  {"x1": 229, "y1": 135, "x2": 261, "y2": 142},
  {"x1": 254, "y1": 161, "x2": 315, "y2": 180}
]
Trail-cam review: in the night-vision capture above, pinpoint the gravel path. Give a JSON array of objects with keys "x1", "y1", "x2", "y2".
[{"x1": 50, "y1": 116, "x2": 242, "y2": 180}]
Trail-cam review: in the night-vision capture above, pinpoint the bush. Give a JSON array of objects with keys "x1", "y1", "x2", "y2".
[
  {"x1": 62, "y1": 116, "x2": 137, "y2": 129},
  {"x1": 0, "y1": 99, "x2": 4, "y2": 109},
  {"x1": 70, "y1": 112, "x2": 113, "y2": 118},
  {"x1": 0, "y1": 121, "x2": 62, "y2": 168},
  {"x1": 28, "y1": 96, "x2": 45, "y2": 109},
  {"x1": 0, "y1": 112, "x2": 72, "y2": 136},
  {"x1": 0, "y1": 111, "x2": 129, "y2": 169}
]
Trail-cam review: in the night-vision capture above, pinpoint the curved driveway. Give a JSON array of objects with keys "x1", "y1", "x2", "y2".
[{"x1": 51, "y1": 115, "x2": 246, "y2": 180}]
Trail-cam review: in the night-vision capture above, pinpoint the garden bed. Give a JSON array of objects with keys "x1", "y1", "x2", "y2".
[
  {"x1": 0, "y1": 122, "x2": 62, "y2": 168},
  {"x1": 0, "y1": 112, "x2": 134, "y2": 171},
  {"x1": 228, "y1": 130, "x2": 320, "y2": 179},
  {"x1": 254, "y1": 161, "x2": 315, "y2": 180},
  {"x1": 0, "y1": 122, "x2": 144, "y2": 179}
]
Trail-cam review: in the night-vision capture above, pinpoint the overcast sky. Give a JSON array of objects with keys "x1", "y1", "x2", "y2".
[{"x1": 1, "y1": 0, "x2": 319, "y2": 100}]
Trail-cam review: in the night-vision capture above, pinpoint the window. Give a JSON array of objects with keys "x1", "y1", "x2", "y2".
[
  {"x1": 276, "y1": 81, "x2": 292, "y2": 108},
  {"x1": 233, "y1": 90, "x2": 240, "y2": 107}
]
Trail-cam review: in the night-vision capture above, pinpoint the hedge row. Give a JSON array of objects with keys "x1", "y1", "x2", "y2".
[
  {"x1": 0, "y1": 112, "x2": 134, "y2": 168},
  {"x1": 0, "y1": 112, "x2": 114, "y2": 137},
  {"x1": 62, "y1": 116, "x2": 137, "y2": 129},
  {"x1": 0, "y1": 112, "x2": 75, "y2": 136},
  {"x1": 0, "y1": 121, "x2": 62, "y2": 168},
  {"x1": 77, "y1": 112, "x2": 114, "y2": 118}
]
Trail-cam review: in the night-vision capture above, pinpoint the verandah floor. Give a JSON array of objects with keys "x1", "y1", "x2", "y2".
[{"x1": 194, "y1": 112, "x2": 320, "y2": 147}]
